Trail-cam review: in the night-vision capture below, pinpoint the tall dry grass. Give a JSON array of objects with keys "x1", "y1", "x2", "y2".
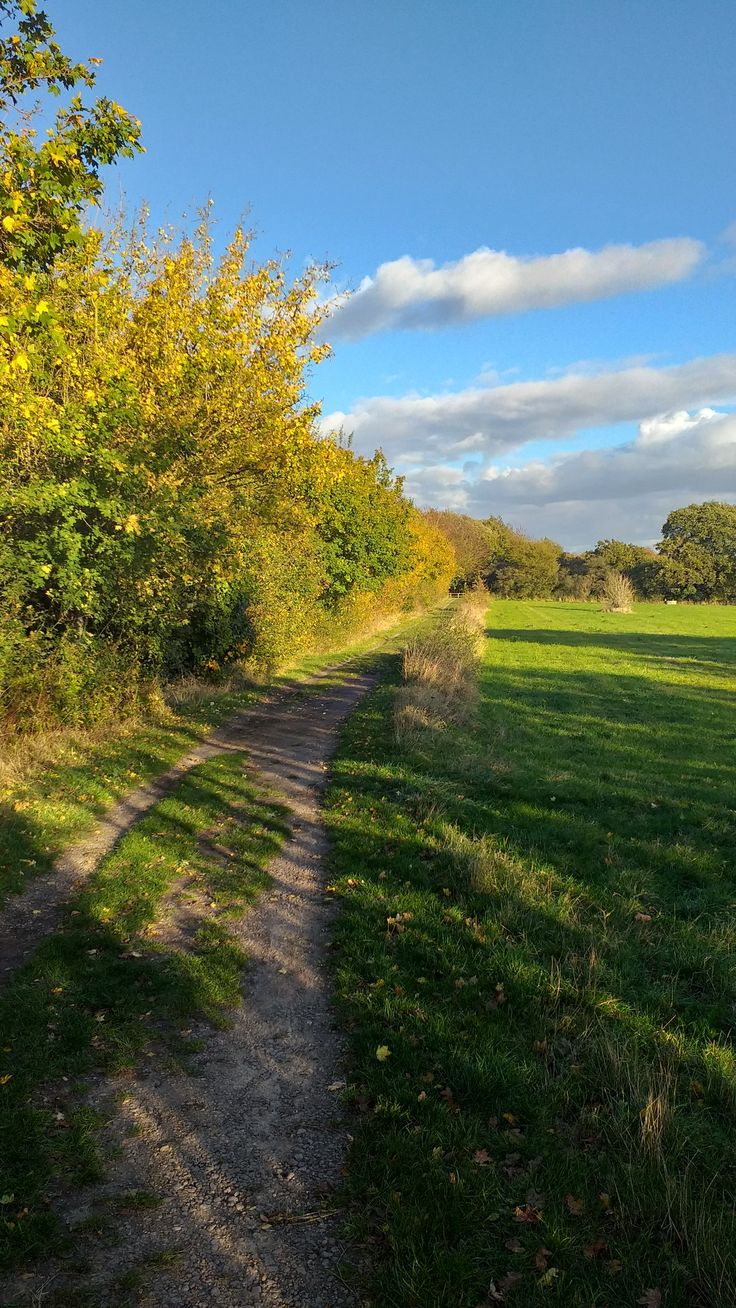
[{"x1": 394, "y1": 588, "x2": 488, "y2": 748}]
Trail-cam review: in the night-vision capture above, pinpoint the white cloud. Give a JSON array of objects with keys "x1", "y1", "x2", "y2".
[
  {"x1": 477, "y1": 409, "x2": 736, "y2": 507},
  {"x1": 326, "y1": 237, "x2": 704, "y2": 341},
  {"x1": 637, "y1": 407, "x2": 721, "y2": 444},
  {"x1": 322, "y1": 352, "x2": 736, "y2": 462},
  {"x1": 405, "y1": 410, "x2": 736, "y2": 549},
  {"x1": 322, "y1": 357, "x2": 736, "y2": 549}
]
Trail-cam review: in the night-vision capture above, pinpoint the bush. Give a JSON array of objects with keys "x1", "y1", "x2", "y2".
[{"x1": 602, "y1": 570, "x2": 635, "y2": 613}]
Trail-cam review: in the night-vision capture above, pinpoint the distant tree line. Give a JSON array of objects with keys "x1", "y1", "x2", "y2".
[{"x1": 426, "y1": 501, "x2": 736, "y2": 604}]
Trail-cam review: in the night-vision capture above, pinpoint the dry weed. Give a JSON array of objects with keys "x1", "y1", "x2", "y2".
[
  {"x1": 395, "y1": 596, "x2": 487, "y2": 749},
  {"x1": 602, "y1": 570, "x2": 635, "y2": 613}
]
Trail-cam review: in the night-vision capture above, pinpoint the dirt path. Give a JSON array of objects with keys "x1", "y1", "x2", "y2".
[
  {"x1": 3, "y1": 669, "x2": 378, "y2": 1308},
  {"x1": 0, "y1": 665, "x2": 370, "y2": 982}
]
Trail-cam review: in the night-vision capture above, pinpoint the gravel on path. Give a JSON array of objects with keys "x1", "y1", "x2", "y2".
[{"x1": 3, "y1": 669, "x2": 377, "y2": 1308}]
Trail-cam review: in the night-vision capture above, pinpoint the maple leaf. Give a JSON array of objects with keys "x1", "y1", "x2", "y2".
[
  {"x1": 584, "y1": 1239, "x2": 609, "y2": 1260},
  {"x1": 473, "y1": 1149, "x2": 492, "y2": 1166},
  {"x1": 375, "y1": 1045, "x2": 391, "y2": 1061},
  {"x1": 534, "y1": 1247, "x2": 552, "y2": 1271},
  {"x1": 565, "y1": 1193, "x2": 584, "y2": 1216},
  {"x1": 504, "y1": 1238, "x2": 524, "y2": 1253},
  {"x1": 638, "y1": 1292, "x2": 662, "y2": 1308}
]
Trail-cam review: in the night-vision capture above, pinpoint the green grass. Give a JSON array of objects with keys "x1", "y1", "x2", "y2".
[
  {"x1": 326, "y1": 600, "x2": 736, "y2": 1308},
  {"x1": 0, "y1": 751, "x2": 288, "y2": 1271},
  {"x1": 0, "y1": 606, "x2": 437, "y2": 908}
]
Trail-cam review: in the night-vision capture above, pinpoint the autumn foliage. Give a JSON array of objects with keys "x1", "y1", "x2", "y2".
[{"x1": 0, "y1": 1, "x2": 453, "y2": 728}]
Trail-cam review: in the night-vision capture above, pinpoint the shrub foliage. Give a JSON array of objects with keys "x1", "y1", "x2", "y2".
[{"x1": 0, "y1": 1, "x2": 454, "y2": 727}]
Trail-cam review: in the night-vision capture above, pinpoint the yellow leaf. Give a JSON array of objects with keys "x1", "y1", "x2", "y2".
[
  {"x1": 123, "y1": 514, "x2": 141, "y2": 535},
  {"x1": 0, "y1": 1074, "x2": 12, "y2": 1086},
  {"x1": 376, "y1": 1045, "x2": 391, "y2": 1062}
]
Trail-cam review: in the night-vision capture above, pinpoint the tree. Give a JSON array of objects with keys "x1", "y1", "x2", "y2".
[
  {"x1": 658, "y1": 502, "x2": 736, "y2": 602},
  {"x1": 422, "y1": 510, "x2": 493, "y2": 592},
  {"x1": 0, "y1": 0, "x2": 142, "y2": 273},
  {"x1": 589, "y1": 539, "x2": 661, "y2": 598},
  {"x1": 484, "y1": 520, "x2": 561, "y2": 598}
]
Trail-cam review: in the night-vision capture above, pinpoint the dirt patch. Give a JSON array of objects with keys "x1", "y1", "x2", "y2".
[{"x1": 2, "y1": 669, "x2": 377, "y2": 1308}]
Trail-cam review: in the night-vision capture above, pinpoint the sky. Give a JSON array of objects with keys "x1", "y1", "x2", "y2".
[{"x1": 56, "y1": 0, "x2": 736, "y2": 550}]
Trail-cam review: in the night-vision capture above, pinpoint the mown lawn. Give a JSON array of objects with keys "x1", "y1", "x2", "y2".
[{"x1": 326, "y1": 600, "x2": 736, "y2": 1307}]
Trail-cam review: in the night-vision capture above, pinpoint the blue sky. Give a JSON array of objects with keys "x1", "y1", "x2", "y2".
[{"x1": 57, "y1": 0, "x2": 736, "y2": 549}]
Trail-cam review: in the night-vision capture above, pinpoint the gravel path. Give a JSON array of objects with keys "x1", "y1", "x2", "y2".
[
  {"x1": 3, "y1": 669, "x2": 377, "y2": 1308},
  {"x1": 0, "y1": 667, "x2": 367, "y2": 983}
]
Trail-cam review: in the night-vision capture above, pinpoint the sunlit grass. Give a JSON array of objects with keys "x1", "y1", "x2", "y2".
[{"x1": 327, "y1": 600, "x2": 736, "y2": 1307}]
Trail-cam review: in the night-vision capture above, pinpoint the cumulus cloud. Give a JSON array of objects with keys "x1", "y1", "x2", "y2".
[
  {"x1": 476, "y1": 409, "x2": 736, "y2": 507},
  {"x1": 326, "y1": 237, "x2": 704, "y2": 341},
  {"x1": 397, "y1": 409, "x2": 736, "y2": 549},
  {"x1": 322, "y1": 353, "x2": 736, "y2": 462}
]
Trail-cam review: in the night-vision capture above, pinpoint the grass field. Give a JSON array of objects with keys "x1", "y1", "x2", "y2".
[{"x1": 326, "y1": 600, "x2": 736, "y2": 1307}]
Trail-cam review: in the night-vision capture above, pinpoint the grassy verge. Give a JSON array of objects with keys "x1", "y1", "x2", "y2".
[
  {"x1": 0, "y1": 606, "x2": 437, "y2": 906},
  {"x1": 326, "y1": 599, "x2": 736, "y2": 1308},
  {"x1": 0, "y1": 751, "x2": 288, "y2": 1272}
]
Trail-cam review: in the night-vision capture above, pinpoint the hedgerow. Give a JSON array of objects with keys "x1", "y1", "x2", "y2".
[{"x1": 0, "y1": 1, "x2": 454, "y2": 729}]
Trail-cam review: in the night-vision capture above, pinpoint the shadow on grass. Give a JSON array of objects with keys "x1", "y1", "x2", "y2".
[
  {"x1": 0, "y1": 719, "x2": 213, "y2": 899},
  {"x1": 487, "y1": 624, "x2": 736, "y2": 671},
  {"x1": 325, "y1": 641, "x2": 736, "y2": 1307},
  {"x1": 0, "y1": 755, "x2": 290, "y2": 1275}
]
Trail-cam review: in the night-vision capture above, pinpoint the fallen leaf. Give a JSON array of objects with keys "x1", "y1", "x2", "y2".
[
  {"x1": 584, "y1": 1240, "x2": 609, "y2": 1260},
  {"x1": 514, "y1": 1204, "x2": 542, "y2": 1224},
  {"x1": 635, "y1": 912, "x2": 652, "y2": 923},
  {"x1": 534, "y1": 1247, "x2": 552, "y2": 1271},
  {"x1": 537, "y1": 1267, "x2": 559, "y2": 1288},
  {"x1": 375, "y1": 1045, "x2": 391, "y2": 1062},
  {"x1": 599, "y1": 1191, "x2": 611, "y2": 1210},
  {"x1": 487, "y1": 1271, "x2": 523, "y2": 1301},
  {"x1": 565, "y1": 1193, "x2": 584, "y2": 1216},
  {"x1": 504, "y1": 1238, "x2": 524, "y2": 1253},
  {"x1": 473, "y1": 1149, "x2": 492, "y2": 1166},
  {"x1": 638, "y1": 1292, "x2": 662, "y2": 1308}
]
